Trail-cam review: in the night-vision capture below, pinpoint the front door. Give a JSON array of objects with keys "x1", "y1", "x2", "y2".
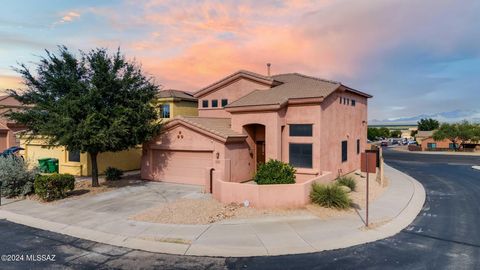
[{"x1": 256, "y1": 141, "x2": 265, "y2": 166}]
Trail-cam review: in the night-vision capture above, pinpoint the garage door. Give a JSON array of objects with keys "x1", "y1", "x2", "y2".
[{"x1": 151, "y1": 150, "x2": 213, "y2": 185}]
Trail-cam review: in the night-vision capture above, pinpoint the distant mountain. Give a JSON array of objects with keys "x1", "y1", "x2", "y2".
[{"x1": 370, "y1": 109, "x2": 480, "y2": 125}]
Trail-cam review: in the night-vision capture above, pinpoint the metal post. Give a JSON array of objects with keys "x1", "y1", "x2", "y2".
[{"x1": 366, "y1": 155, "x2": 369, "y2": 227}]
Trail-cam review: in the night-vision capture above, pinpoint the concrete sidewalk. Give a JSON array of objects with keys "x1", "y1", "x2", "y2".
[{"x1": 0, "y1": 164, "x2": 425, "y2": 257}]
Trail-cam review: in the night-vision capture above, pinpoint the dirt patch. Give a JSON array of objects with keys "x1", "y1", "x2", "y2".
[
  {"x1": 131, "y1": 171, "x2": 387, "y2": 225},
  {"x1": 24, "y1": 173, "x2": 147, "y2": 204}
]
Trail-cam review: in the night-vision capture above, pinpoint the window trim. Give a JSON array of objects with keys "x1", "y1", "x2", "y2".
[
  {"x1": 341, "y1": 140, "x2": 348, "y2": 162},
  {"x1": 221, "y1": 99, "x2": 228, "y2": 107},
  {"x1": 202, "y1": 100, "x2": 209, "y2": 108},
  {"x1": 160, "y1": 103, "x2": 170, "y2": 118},
  {"x1": 289, "y1": 124, "x2": 313, "y2": 137},
  {"x1": 289, "y1": 143, "x2": 313, "y2": 168},
  {"x1": 68, "y1": 150, "x2": 81, "y2": 163}
]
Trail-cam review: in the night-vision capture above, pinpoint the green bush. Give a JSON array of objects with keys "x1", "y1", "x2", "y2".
[
  {"x1": 254, "y1": 159, "x2": 296, "y2": 185},
  {"x1": 34, "y1": 173, "x2": 75, "y2": 201},
  {"x1": 0, "y1": 156, "x2": 38, "y2": 197},
  {"x1": 310, "y1": 183, "x2": 351, "y2": 209},
  {"x1": 336, "y1": 176, "x2": 357, "y2": 191},
  {"x1": 104, "y1": 167, "x2": 123, "y2": 181}
]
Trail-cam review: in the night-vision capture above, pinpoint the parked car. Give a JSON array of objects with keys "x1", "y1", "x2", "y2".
[
  {"x1": 407, "y1": 140, "x2": 418, "y2": 145},
  {"x1": 381, "y1": 141, "x2": 388, "y2": 147},
  {"x1": 0, "y1": 146, "x2": 24, "y2": 158}
]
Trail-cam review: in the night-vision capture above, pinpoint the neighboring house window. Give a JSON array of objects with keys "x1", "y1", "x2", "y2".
[
  {"x1": 347, "y1": 98, "x2": 350, "y2": 105},
  {"x1": 160, "y1": 104, "x2": 170, "y2": 118},
  {"x1": 221, "y1": 99, "x2": 228, "y2": 107},
  {"x1": 357, "y1": 139, "x2": 360, "y2": 154},
  {"x1": 289, "y1": 124, "x2": 313, "y2": 136},
  {"x1": 211, "y1": 100, "x2": 218, "y2": 108},
  {"x1": 449, "y1": 143, "x2": 458, "y2": 149},
  {"x1": 289, "y1": 143, "x2": 313, "y2": 168},
  {"x1": 68, "y1": 150, "x2": 80, "y2": 162},
  {"x1": 427, "y1": 143, "x2": 437, "y2": 149},
  {"x1": 202, "y1": 100, "x2": 209, "y2": 108},
  {"x1": 342, "y1": 140, "x2": 348, "y2": 162},
  {"x1": 351, "y1": 99, "x2": 356, "y2": 106}
]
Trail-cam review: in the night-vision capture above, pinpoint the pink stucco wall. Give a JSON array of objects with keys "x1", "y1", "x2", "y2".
[
  {"x1": 320, "y1": 91, "x2": 368, "y2": 176},
  {"x1": 197, "y1": 78, "x2": 271, "y2": 118},
  {"x1": 212, "y1": 171, "x2": 334, "y2": 208}
]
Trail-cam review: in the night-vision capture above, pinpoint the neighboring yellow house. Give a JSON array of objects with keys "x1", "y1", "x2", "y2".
[
  {"x1": 18, "y1": 89, "x2": 198, "y2": 176},
  {"x1": 156, "y1": 89, "x2": 198, "y2": 121},
  {"x1": 18, "y1": 136, "x2": 142, "y2": 176}
]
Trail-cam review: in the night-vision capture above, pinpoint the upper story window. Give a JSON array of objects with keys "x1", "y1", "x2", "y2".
[
  {"x1": 351, "y1": 99, "x2": 356, "y2": 106},
  {"x1": 357, "y1": 139, "x2": 360, "y2": 154},
  {"x1": 211, "y1": 100, "x2": 218, "y2": 108},
  {"x1": 341, "y1": 140, "x2": 348, "y2": 162},
  {"x1": 289, "y1": 124, "x2": 313, "y2": 137},
  {"x1": 221, "y1": 99, "x2": 228, "y2": 107},
  {"x1": 160, "y1": 104, "x2": 170, "y2": 118},
  {"x1": 68, "y1": 150, "x2": 80, "y2": 162},
  {"x1": 202, "y1": 100, "x2": 209, "y2": 108}
]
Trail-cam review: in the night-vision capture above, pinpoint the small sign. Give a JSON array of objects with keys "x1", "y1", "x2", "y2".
[{"x1": 361, "y1": 152, "x2": 377, "y2": 173}]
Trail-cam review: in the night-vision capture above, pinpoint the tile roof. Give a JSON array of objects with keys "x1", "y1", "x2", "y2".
[
  {"x1": 416, "y1": 130, "x2": 434, "y2": 138},
  {"x1": 176, "y1": 116, "x2": 246, "y2": 139},
  {"x1": 157, "y1": 89, "x2": 197, "y2": 101},
  {"x1": 226, "y1": 73, "x2": 371, "y2": 108}
]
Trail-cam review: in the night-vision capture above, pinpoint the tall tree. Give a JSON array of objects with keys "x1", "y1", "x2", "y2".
[
  {"x1": 432, "y1": 121, "x2": 477, "y2": 151},
  {"x1": 417, "y1": 118, "x2": 440, "y2": 131},
  {"x1": 8, "y1": 46, "x2": 161, "y2": 186}
]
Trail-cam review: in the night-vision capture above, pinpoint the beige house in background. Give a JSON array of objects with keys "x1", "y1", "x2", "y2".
[{"x1": 0, "y1": 95, "x2": 27, "y2": 151}]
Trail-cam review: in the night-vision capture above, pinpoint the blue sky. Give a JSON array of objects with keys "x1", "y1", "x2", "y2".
[{"x1": 1, "y1": 0, "x2": 479, "y2": 122}]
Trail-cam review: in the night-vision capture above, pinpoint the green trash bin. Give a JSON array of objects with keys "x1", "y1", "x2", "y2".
[
  {"x1": 46, "y1": 158, "x2": 59, "y2": 173},
  {"x1": 38, "y1": 158, "x2": 50, "y2": 173}
]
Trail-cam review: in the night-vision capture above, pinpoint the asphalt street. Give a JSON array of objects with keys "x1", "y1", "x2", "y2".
[{"x1": 1, "y1": 149, "x2": 479, "y2": 269}]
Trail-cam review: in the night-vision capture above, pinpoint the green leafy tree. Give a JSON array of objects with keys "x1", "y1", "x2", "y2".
[
  {"x1": 8, "y1": 46, "x2": 161, "y2": 186},
  {"x1": 433, "y1": 121, "x2": 477, "y2": 151},
  {"x1": 367, "y1": 128, "x2": 379, "y2": 141},
  {"x1": 417, "y1": 118, "x2": 440, "y2": 131},
  {"x1": 433, "y1": 123, "x2": 459, "y2": 151},
  {"x1": 411, "y1": 130, "x2": 418, "y2": 137},
  {"x1": 390, "y1": 130, "x2": 402, "y2": 138},
  {"x1": 379, "y1": 127, "x2": 390, "y2": 138}
]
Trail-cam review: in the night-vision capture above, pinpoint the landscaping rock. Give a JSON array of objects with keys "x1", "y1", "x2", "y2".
[{"x1": 339, "y1": 185, "x2": 352, "y2": 193}]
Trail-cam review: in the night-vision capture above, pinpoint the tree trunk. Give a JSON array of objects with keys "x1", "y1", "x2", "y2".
[{"x1": 90, "y1": 152, "x2": 99, "y2": 187}]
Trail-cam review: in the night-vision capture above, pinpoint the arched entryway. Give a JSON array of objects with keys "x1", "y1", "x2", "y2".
[{"x1": 243, "y1": 124, "x2": 266, "y2": 172}]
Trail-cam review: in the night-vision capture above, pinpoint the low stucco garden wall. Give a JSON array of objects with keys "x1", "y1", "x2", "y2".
[{"x1": 212, "y1": 171, "x2": 334, "y2": 208}]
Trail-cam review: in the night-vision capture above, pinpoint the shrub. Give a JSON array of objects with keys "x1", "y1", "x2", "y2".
[
  {"x1": 310, "y1": 183, "x2": 351, "y2": 209},
  {"x1": 336, "y1": 176, "x2": 357, "y2": 191},
  {"x1": 0, "y1": 156, "x2": 37, "y2": 197},
  {"x1": 104, "y1": 167, "x2": 123, "y2": 181},
  {"x1": 254, "y1": 159, "x2": 296, "y2": 185},
  {"x1": 34, "y1": 173, "x2": 75, "y2": 201}
]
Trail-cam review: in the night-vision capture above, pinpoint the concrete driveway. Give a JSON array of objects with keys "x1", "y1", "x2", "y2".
[{"x1": 1, "y1": 178, "x2": 206, "y2": 233}]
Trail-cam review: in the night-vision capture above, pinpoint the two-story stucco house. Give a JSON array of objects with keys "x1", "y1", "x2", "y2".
[{"x1": 141, "y1": 70, "x2": 372, "y2": 190}]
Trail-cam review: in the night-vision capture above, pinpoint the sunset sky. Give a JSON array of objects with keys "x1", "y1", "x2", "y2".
[{"x1": 1, "y1": 0, "x2": 479, "y2": 122}]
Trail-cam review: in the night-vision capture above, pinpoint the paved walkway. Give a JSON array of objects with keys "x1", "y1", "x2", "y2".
[{"x1": 0, "y1": 164, "x2": 425, "y2": 257}]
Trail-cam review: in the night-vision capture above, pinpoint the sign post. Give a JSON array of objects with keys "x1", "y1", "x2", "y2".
[{"x1": 361, "y1": 152, "x2": 377, "y2": 227}]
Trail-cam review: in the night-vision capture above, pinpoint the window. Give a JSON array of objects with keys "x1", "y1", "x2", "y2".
[
  {"x1": 449, "y1": 143, "x2": 458, "y2": 149},
  {"x1": 346, "y1": 98, "x2": 350, "y2": 105},
  {"x1": 289, "y1": 143, "x2": 313, "y2": 168},
  {"x1": 427, "y1": 143, "x2": 437, "y2": 149},
  {"x1": 68, "y1": 150, "x2": 80, "y2": 162},
  {"x1": 289, "y1": 124, "x2": 313, "y2": 137},
  {"x1": 221, "y1": 99, "x2": 228, "y2": 107},
  {"x1": 351, "y1": 99, "x2": 356, "y2": 106},
  {"x1": 357, "y1": 139, "x2": 360, "y2": 154},
  {"x1": 341, "y1": 140, "x2": 348, "y2": 162},
  {"x1": 340, "y1": 97, "x2": 343, "y2": 104},
  {"x1": 211, "y1": 100, "x2": 218, "y2": 108},
  {"x1": 160, "y1": 104, "x2": 170, "y2": 118},
  {"x1": 202, "y1": 100, "x2": 208, "y2": 108}
]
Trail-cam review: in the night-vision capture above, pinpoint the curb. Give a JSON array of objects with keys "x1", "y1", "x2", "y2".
[{"x1": 0, "y1": 165, "x2": 426, "y2": 257}]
